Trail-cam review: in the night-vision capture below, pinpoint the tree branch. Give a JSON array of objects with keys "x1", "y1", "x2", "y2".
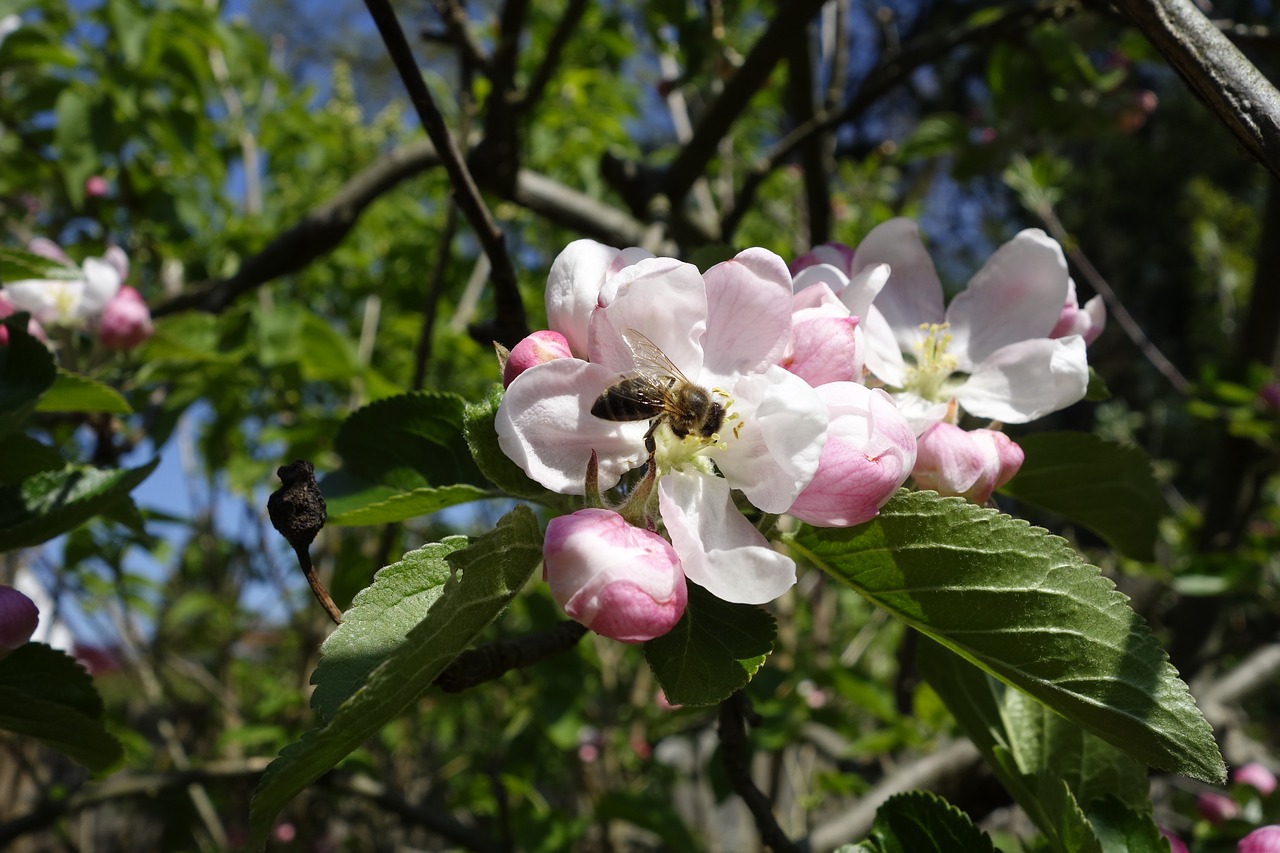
[
  {"x1": 433, "y1": 620, "x2": 588, "y2": 693},
  {"x1": 662, "y1": 0, "x2": 828, "y2": 208},
  {"x1": 364, "y1": 0, "x2": 527, "y2": 347},
  {"x1": 1111, "y1": 0, "x2": 1280, "y2": 180},
  {"x1": 718, "y1": 691, "x2": 799, "y2": 853},
  {"x1": 515, "y1": 0, "x2": 590, "y2": 115},
  {"x1": 724, "y1": 0, "x2": 1072, "y2": 239}
]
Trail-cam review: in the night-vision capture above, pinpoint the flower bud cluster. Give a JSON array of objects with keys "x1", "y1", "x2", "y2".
[
  {"x1": 500, "y1": 222, "x2": 1097, "y2": 642},
  {"x1": 1, "y1": 239, "x2": 153, "y2": 351}
]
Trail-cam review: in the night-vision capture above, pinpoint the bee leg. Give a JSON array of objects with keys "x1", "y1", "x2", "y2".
[{"x1": 642, "y1": 421, "x2": 659, "y2": 476}]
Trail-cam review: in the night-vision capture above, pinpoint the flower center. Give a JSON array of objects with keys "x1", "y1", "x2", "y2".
[
  {"x1": 903, "y1": 322, "x2": 958, "y2": 401},
  {"x1": 652, "y1": 388, "x2": 736, "y2": 475}
]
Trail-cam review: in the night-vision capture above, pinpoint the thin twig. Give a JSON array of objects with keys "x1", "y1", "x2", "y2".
[
  {"x1": 516, "y1": 0, "x2": 590, "y2": 114},
  {"x1": 363, "y1": 0, "x2": 528, "y2": 347},
  {"x1": 433, "y1": 620, "x2": 589, "y2": 693},
  {"x1": 1033, "y1": 202, "x2": 1191, "y2": 394},
  {"x1": 322, "y1": 772, "x2": 504, "y2": 853},
  {"x1": 718, "y1": 692, "x2": 800, "y2": 853},
  {"x1": 427, "y1": 0, "x2": 491, "y2": 75}
]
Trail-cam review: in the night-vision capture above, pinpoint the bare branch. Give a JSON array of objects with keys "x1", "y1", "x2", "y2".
[
  {"x1": 718, "y1": 692, "x2": 799, "y2": 853},
  {"x1": 427, "y1": 0, "x2": 491, "y2": 75},
  {"x1": 433, "y1": 620, "x2": 588, "y2": 693},
  {"x1": 1112, "y1": 0, "x2": 1280, "y2": 180},
  {"x1": 364, "y1": 0, "x2": 527, "y2": 346},
  {"x1": 322, "y1": 772, "x2": 504, "y2": 853},
  {"x1": 662, "y1": 0, "x2": 828, "y2": 208}
]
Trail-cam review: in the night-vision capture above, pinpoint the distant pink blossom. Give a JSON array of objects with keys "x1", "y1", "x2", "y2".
[
  {"x1": 1240, "y1": 826, "x2": 1280, "y2": 853},
  {"x1": 0, "y1": 585, "x2": 39, "y2": 660},
  {"x1": 84, "y1": 176, "x2": 109, "y2": 198},
  {"x1": 1161, "y1": 828, "x2": 1188, "y2": 853},
  {"x1": 1197, "y1": 790, "x2": 1239, "y2": 824},
  {"x1": 98, "y1": 286, "x2": 154, "y2": 350},
  {"x1": 1235, "y1": 763, "x2": 1278, "y2": 796}
]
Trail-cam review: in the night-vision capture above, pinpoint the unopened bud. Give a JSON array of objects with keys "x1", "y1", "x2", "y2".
[
  {"x1": 912, "y1": 424, "x2": 1023, "y2": 504},
  {"x1": 0, "y1": 585, "x2": 39, "y2": 660},
  {"x1": 503, "y1": 330, "x2": 572, "y2": 387},
  {"x1": 98, "y1": 287, "x2": 153, "y2": 350}
]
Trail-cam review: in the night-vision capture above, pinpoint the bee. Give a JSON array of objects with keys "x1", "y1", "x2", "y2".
[{"x1": 592, "y1": 329, "x2": 725, "y2": 454}]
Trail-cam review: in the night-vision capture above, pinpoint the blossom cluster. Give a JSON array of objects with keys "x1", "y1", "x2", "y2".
[
  {"x1": 1, "y1": 238, "x2": 153, "y2": 351},
  {"x1": 496, "y1": 219, "x2": 1102, "y2": 643}
]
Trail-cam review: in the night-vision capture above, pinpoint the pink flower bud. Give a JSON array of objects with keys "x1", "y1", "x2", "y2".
[
  {"x1": 0, "y1": 585, "x2": 39, "y2": 660},
  {"x1": 1161, "y1": 829, "x2": 1189, "y2": 853},
  {"x1": 783, "y1": 283, "x2": 861, "y2": 386},
  {"x1": 1235, "y1": 763, "x2": 1278, "y2": 796},
  {"x1": 84, "y1": 176, "x2": 109, "y2": 198},
  {"x1": 789, "y1": 383, "x2": 916, "y2": 527},
  {"x1": 1197, "y1": 790, "x2": 1240, "y2": 824},
  {"x1": 26, "y1": 237, "x2": 72, "y2": 266},
  {"x1": 98, "y1": 286, "x2": 153, "y2": 350},
  {"x1": 543, "y1": 509, "x2": 687, "y2": 643},
  {"x1": 1240, "y1": 826, "x2": 1280, "y2": 853},
  {"x1": 503, "y1": 330, "x2": 572, "y2": 388},
  {"x1": 912, "y1": 424, "x2": 1024, "y2": 504}
]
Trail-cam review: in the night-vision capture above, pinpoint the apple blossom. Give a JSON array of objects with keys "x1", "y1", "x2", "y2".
[
  {"x1": 502, "y1": 330, "x2": 572, "y2": 388},
  {"x1": 3, "y1": 239, "x2": 124, "y2": 328},
  {"x1": 1236, "y1": 763, "x2": 1278, "y2": 796},
  {"x1": 85, "y1": 176, "x2": 109, "y2": 198},
  {"x1": 498, "y1": 241, "x2": 829, "y2": 604},
  {"x1": 99, "y1": 286, "x2": 154, "y2": 350},
  {"x1": 1240, "y1": 826, "x2": 1280, "y2": 853},
  {"x1": 0, "y1": 585, "x2": 39, "y2": 661},
  {"x1": 788, "y1": 383, "x2": 916, "y2": 527},
  {"x1": 544, "y1": 509, "x2": 686, "y2": 643},
  {"x1": 1197, "y1": 790, "x2": 1240, "y2": 824},
  {"x1": 0, "y1": 292, "x2": 47, "y2": 344},
  {"x1": 793, "y1": 220, "x2": 1090, "y2": 433},
  {"x1": 912, "y1": 423, "x2": 1024, "y2": 504},
  {"x1": 1161, "y1": 829, "x2": 1189, "y2": 853}
]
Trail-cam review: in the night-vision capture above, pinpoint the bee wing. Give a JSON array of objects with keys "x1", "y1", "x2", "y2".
[{"x1": 620, "y1": 328, "x2": 692, "y2": 386}]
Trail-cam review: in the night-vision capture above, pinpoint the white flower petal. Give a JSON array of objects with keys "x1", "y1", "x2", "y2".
[
  {"x1": 658, "y1": 471, "x2": 797, "y2": 605},
  {"x1": 945, "y1": 228, "x2": 1069, "y2": 368},
  {"x1": 545, "y1": 240, "x2": 622, "y2": 358},
  {"x1": 712, "y1": 365, "x2": 827, "y2": 512},
  {"x1": 839, "y1": 262, "x2": 890, "y2": 322},
  {"x1": 862, "y1": 307, "x2": 907, "y2": 387},
  {"x1": 80, "y1": 257, "x2": 122, "y2": 319},
  {"x1": 958, "y1": 336, "x2": 1089, "y2": 423},
  {"x1": 893, "y1": 391, "x2": 951, "y2": 435},
  {"x1": 496, "y1": 358, "x2": 648, "y2": 493},
  {"x1": 851, "y1": 218, "x2": 944, "y2": 351},
  {"x1": 701, "y1": 248, "x2": 793, "y2": 381},
  {"x1": 588, "y1": 256, "x2": 707, "y2": 376},
  {"x1": 792, "y1": 262, "x2": 850, "y2": 297},
  {"x1": 4, "y1": 280, "x2": 83, "y2": 326}
]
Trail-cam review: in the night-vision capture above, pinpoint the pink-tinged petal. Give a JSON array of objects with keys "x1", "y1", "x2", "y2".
[
  {"x1": 1081, "y1": 294, "x2": 1106, "y2": 345},
  {"x1": 839, "y1": 262, "x2": 891, "y2": 322},
  {"x1": 783, "y1": 314, "x2": 859, "y2": 386},
  {"x1": 789, "y1": 385, "x2": 915, "y2": 527},
  {"x1": 912, "y1": 423, "x2": 997, "y2": 502},
  {"x1": 792, "y1": 263, "x2": 850, "y2": 298},
  {"x1": 1160, "y1": 830, "x2": 1188, "y2": 853},
  {"x1": 79, "y1": 257, "x2": 121, "y2": 319},
  {"x1": 862, "y1": 307, "x2": 907, "y2": 387},
  {"x1": 945, "y1": 229, "x2": 1069, "y2": 368},
  {"x1": 701, "y1": 248, "x2": 793, "y2": 381},
  {"x1": 851, "y1": 218, "x2": 944, "y2": 350},
  {"x1": 792, "y1": 279, "x2": 846, "y2": 312},
  {"x1": 496, "y1": 358, "x2": 648, "y2": 493},
  {"x1": 0, "y1": 585, "x2": 39, "y2": 659},
  {"x1": 712, "y1": 365, "x2": 827, "y2": 512},
  {"x1": 503, "y1": 330, "x2": 572, "y2": 387},
  {"x1": 790, "y1": 242, "x2": 854, "y2": 276},
  {"x1": 546, "y1": 240, "x2": 622, "y2": 358},
  {"x1": 659, "y1": 471, "x2": 797, "y2": 604},
  {"x1": 103, "y1": 245, "x2": 129, "y2": 283},
  {"x1": 958, "y1": 336, "x2": 1088, "y2": 424},
  {"x1": 27, "y1": 238, "x2": 72, "y2": 266},
  {"x1": 544, "y1": 509, "x2": 686, "y2": 643},
  {"x1": 893, "y1": 390, "x2": 950, "y2": 435},
  {"x1": 588, "y1": 256, "x2": 707, "y2": 376}
]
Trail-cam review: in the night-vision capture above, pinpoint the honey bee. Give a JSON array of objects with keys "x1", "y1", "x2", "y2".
[{"x1": 592, "y1": 329, "x2": 725, "y2": 454}]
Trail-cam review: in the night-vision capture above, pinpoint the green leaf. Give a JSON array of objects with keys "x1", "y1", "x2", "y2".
[
  {"x1": 0, "y1": 459, "x2": 158, "y2": 552},
  {"x1": 249, "y1": 506, "x2": 543, "y2": 847},
  {"x1": 919, "y1": 638, "x2": 1148, "y2": 851},
  {"x1": 36, "y1": 370, "x2": 132, "y2": 415},
  {"x1": 1086, "y1": 797, "x2": 1169, "y2": 853},
  {"x1": 1000, "y1": 432, "x2": 1163, "y2": 561},
  {"x1": 0, "y1": 643, "x2": 123, "y2": 772},
  {"x1": 790, "y1": 491, "x2": 1224, "y2": 783},
  {"x1": 0, "y1": 314, "x2": 57, "y2": 438},
  {"x1": 310, "y1": 537, "x2": 465, "y2": 720},
  {"x1": 463, "y1": 385, "x2": 565, "y2": 507},
  {"x1": 0, "y1": 246, "x2": 83, "y2": 284},
  {"x1": 857, "y1": 791, "x2": 997, "y2": 853},
  {"x1": 0, "y1": 433, "x2": 64, "y2": 484},
  {"x1": 326, "y1": 484, "x2": 490, "y2": 526},
  {"x1": 54, "y1": 87, "x2": 98, "y2": 208},
  {"x1": 644, "y1": 583, "x2": 775, "y2": 707},
  {"x1": 1086, "y1": 368, "x2": 1111, "y2": 402},
  {"x1": 334, "y1": 391, "x2": 483, "y2": 490}
]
